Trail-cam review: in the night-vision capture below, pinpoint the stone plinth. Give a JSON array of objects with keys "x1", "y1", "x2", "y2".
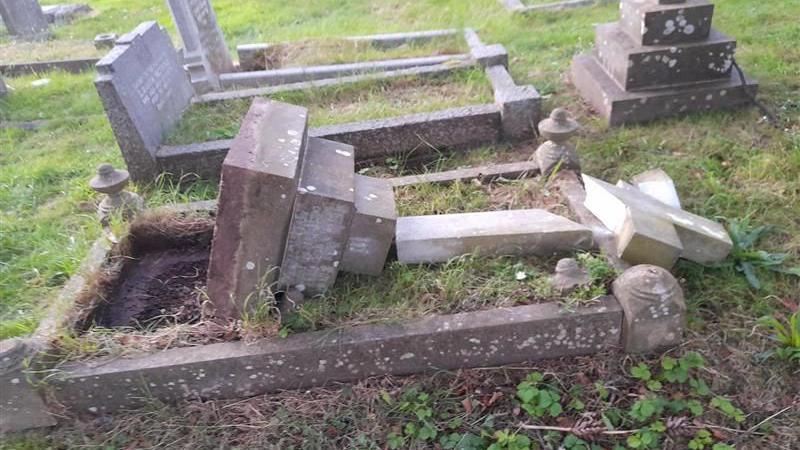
[
  {"x1": 0, "y1": 0, "x2": 49, "y2": 40},
  {"x1": 341, "y1": 175, "x2": 398, "y2": 276},
  {"x1": 94, "y1": 21, "x2": 194, "y2": 182},
  {"x1": 279, "y1": 137, "x2": 356, "y2": 297},
  {"x1": 207, "y1": 99, "x2": 309, "y2": 319},
  {"x1": 571, "y1": 0, "x2": 758, "y2": 126},
  {"x1": 396, "y1": 209, "x2": 592, "y2": 264}
]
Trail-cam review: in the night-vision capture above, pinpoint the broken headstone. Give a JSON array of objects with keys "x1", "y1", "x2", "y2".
[
  {"x1": 631, "y1": 168, "x2": 682, "y2": 209},
  {"x1": 341, "y1": 174, "x2": 398, "y2": 276}
]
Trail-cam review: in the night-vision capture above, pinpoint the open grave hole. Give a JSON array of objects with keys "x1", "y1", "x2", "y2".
[{"x1": 163, "y1": 68, "x2": 492, "y2": 146}]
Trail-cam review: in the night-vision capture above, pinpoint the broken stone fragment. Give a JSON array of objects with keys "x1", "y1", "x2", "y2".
[
  {"x1": 550, "y1": 258, "x2": 591, "y2": 294},
  {"x1": 612, "y1": 264, "x2": 686, "y2": 353},
  {"x1": 631, "y1": 168, "x2": 682, "y2": 209}
]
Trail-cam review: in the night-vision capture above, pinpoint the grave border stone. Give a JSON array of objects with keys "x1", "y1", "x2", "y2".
[{"x1": 499, "y1": 0, "x2": 615, "y2": 14}]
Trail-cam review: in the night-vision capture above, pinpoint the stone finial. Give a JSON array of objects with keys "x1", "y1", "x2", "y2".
[
  {"x1": 550, "y1": 258, "x2": 591, "y2": 294},
  {"x1": 612, "y1": 264, "x2": 685, "y2": 353},
  {"x1": 534, "y1": 108, "x2": 581, "y2": 176},
  {"x1": 90, "y1": 163, "x2": 143, "y2": 225}
]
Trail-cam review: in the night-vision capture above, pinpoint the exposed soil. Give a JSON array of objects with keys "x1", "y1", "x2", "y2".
[{"x1": 91, "y1": 248, "x2": 209, "y2": 328}]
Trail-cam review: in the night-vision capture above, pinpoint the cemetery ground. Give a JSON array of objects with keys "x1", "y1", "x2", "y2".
[{"x1": 0, "y1": 0, "x2": 798, "y2": 448}]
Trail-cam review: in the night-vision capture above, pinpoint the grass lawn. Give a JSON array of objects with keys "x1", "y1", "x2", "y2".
[{"x1": 0, "y1": 0, "x2": 798, "y2": 448}]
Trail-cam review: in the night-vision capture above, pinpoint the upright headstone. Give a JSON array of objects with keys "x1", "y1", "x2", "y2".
[
  {"x1": 207, "y1": 99, "x2": 309, "y2": 319},
  {"x1": 279, "y1": 138, "x2": 356, "y2": 298},
  {"x1": 0, "y1": 0, "x2": 50, "y2": 40},
  {"x1": 166, "y1": 0, "x2": 235, "y2": 91},
  {"x1": 571, "y1": 0, "x2": 758, "y2": 126},
  {"x1": 94, "y1": 22, "x2": 194, "y2": 182}
]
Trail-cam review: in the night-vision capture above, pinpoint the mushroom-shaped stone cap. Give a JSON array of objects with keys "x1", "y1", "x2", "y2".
[
  {"x1": 90, "y1": 163, "x2": 129, "y2": 194},
  {"x1": 613, "y1": 265, "x2": 684, "y2": 308},
  {"x1": 538, "y1": 108, "x2": 579, "y2": 142}
]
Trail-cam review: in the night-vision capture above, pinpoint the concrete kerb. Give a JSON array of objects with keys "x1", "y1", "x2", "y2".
[{"x1": 500, "y1": 0, "x2": 615, "y2": 13}]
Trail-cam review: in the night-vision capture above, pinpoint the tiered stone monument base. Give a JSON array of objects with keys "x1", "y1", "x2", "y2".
[{"x1": 572, "y1": 53, "x2": 758, "y2": 126}]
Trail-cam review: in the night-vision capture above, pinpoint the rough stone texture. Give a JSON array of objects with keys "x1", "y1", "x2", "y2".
[
  {"x1": 550, "y1": 258, "x2": 591, "y2": 295},
  {"x1": 612, "y1": 265, "x2": 685, "y2": 353},
  {"x1": 51, "y1": 298, "x2": 622, "y2": 414},
  {"x1": 582, "y1": 174, "x2": 732, "y2": 264},
  {"x1": 341, "y1": 175, "x2": 397, "y2": 276},
  {"x1": 41, "y1": 3, "x2": 91, "y2": 24},
  {"x1": 0, "y1": 338, "x2": 56, "y2": 433},
  {"x1": 390, "y1": 160, "x2": 539, "y2": 187},
  {"x1": 0, "y1": 57, "x2": 98, "y2": 76},
  {"x1": 206, "y1": 99, "x2": 309, "y2": 319},
  {"x1": 571, "y1": 53, "x2": 758, "y2": 126},
  {"x1": 620, "y1": 0, "x2": 714, "y2": 46},
  {"x1": 166, "y1": 0, "x2": 234, "y2": 75},
  {"x1": 616, "y1": 207, "x2": 683, "y2": 269},
  {"x1": 95, "y1": 22, "x2": 194, "y2": 182},
  {"x1": 470, "y1": 44, "x2": 508, "y2": 68},
  {"x1": 311, "y1": 105, "x2": 502, "y2": 163},
  {"x1": 595, "y1": 24, "x2": 736, "y2": 91},
  {"x1": 486, "y1": 64, "x2": 541, "y2": 141},
  {"x1": 279, "y1": 137, "x2": 355, "y2": 297},
  {"x1": 219, "y1": 54, "x2": 469, "y2": 89},
  {"x1": 396, "y1": 209, "x2": 593, "y2": 264},
  {"x1": 0, "y1": 0, "x2": 49, "y2": 39},
  {"x1": 631, "y1": 168, "x2": 681, "y2": 209}
]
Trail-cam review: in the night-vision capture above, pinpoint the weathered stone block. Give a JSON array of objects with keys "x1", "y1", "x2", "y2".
[
  {"x1": 612, "y1": 265, "x2": 685, "y2": 353},
  {"x1": 95, "y1": 22, "x2": 194, "y2": 182},
  {"x1": 570, "y1": 52, "x2": 758, "y2": 126},
  {"x1": 487, "y1": 65, "x2": 541, "y2": 141},
  {"x1": 582, "y1": 174, "x2": 732, "y2": 264},
  {"x1": 279, "y1": 137, "x2": 355, "y2": 297},
  {"x1": 0, "y1": 0, "x2": 49, "y2": 39},
  {"x1": 207, "y1": 99, "x2": 309, "y2": 318},
  {"x1": 341, "y1": 175, "x2": 397, "y2": 276},
  {"x1": 620, "y1": 0, "x2": 714, "y2": 46},
  {"x1": 595, "y1": 23, "x2": 735, "y2": 91},
  {"x1": 0, "y1": 339, "x2": 56, "y2": 433},
  {"x1": 396, "y1": 209, "x2": 593, "y2": 264},
  {"x1": 631, "y1": 168, "x2": 681, "y2": 209},
  {"x1": 470, "y1": 44, "x2": 508, "y2": 68},
  {"x1": 617, "y1": 207, "x2": 683, "y2": 269},
  {"x1": 51, "y1": 298, "x2": 622, "y2": 414}
]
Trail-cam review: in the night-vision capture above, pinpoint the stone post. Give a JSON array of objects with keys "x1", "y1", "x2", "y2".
[
  {"x1": 612, "y1": 265, "x2": 686, "y2": 353},
  {"x1": 0, "y1": 0, "x2": 50, "y2": 40},
  {"x1": 533, "y1": 108, "x2": 581, "y2": 176}
]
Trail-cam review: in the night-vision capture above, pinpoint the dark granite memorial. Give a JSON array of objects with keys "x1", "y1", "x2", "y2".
[{"x1": 571, "y1": 0, "x2": 758, "y2": 126}]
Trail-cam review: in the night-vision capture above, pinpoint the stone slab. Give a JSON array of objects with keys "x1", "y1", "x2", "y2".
[
  {"x1": 582, "y1": 174, "x2": 732, "y2": 264},
  {"x1": 570, "y1": 52, "x2": 758, "y2": 126},
  {"x1": 206, "y1": 99, "x2": 309, "y2": 318},
  {"x1": 0, "y1": 0, "x2": 49, "y2": 39},
  {"x1": 95, "y1": 21, "x2": 194, "y2": 182},
  {"x1": 631, "y1": 168, "x2": 681, "y2": 208},
  {"x1": 620, "y1": 0, "x2": 714, "y2": 46},
  {"x1": 486, "y1": 64, "x2": 541, "y2": 141},
  {"x1": 595, "y1": 23, "x2": 736, "y2": 91},
  {"x1": 341, "y1": 175, "x2": 397, "y2": 276},
  {"x1": 310, "y1": 104, "x2": 502, "y2": 163},
  {"x1": 396, "y1": 209, "x2": 593, "y2": 264},
  {"x1": 219, "y1": 54, "x2": 469, "y2": 89},
  {"x1": 390, "y1": 160, "x2": 540, "y2": 187},
  {"x1": 617, "y1": 207, "x2": 683, "y2": 269},
  {"x1": 50, "y1": 297, "x2": 622, "y2": 414},
  {"x1": 279, "y1": 137, "x2": 355, "y2": 297}
]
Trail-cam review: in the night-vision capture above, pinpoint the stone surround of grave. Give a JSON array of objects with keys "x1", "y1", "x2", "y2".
[
  {"x1": 94, "y1": 22, "x2": 540, "y2": 183},
  {"x1": 571, "y1": 0, "x2": 758, "y2": 126},
  {"x1": 0, "y1": 0, "x2": 50, "y2": 40}
]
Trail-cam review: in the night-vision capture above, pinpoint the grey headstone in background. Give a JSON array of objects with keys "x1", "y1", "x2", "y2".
[
  {"x1": 280, "y1": 137, "x2": 356, "y2": 297},
  {"x1": 206, "y1": 99, "x2": 309, "y2": 319},
  {"x1": 166, "y1": 0, "x2": 234, "y2": 77},
  {"x1": 94, "y1": 22, "x2": 194, "y2": 182},
  {"x1": 0, "y1": 0, "x2": 50, "y2": 40},
  {"x1": 341, "y1": 175, "x2": 397, "y2": 276}
]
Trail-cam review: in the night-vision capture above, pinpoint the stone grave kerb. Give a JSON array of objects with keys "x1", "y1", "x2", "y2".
[{"x1": 94, "y1": 21, "x2": 194, "y2": 183}]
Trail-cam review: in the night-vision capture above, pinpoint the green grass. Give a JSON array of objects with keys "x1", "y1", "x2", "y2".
[{"x1": 0, "y1": 0, "x2": 800, "y2": 448}]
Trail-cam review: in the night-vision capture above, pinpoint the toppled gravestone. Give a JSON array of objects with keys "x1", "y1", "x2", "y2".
[
  {"x1": 0, "y1": 0, "x2": 50, "y2": 40},
  {"x1": 396, "y1": 209, "x2": 593, "y2": 264},
  {"x1": 571, "y1": 0, "x2": 758, "y2": 125},
  {"x1": 582, "y1": 173, "x2": 732, "y2": 268},
  {"x1": 206, "y1": 99, "x2": 309, "y2": 318},
  {"x1": 341, "y1": 174, "x2": 397, "y2": 276}
]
